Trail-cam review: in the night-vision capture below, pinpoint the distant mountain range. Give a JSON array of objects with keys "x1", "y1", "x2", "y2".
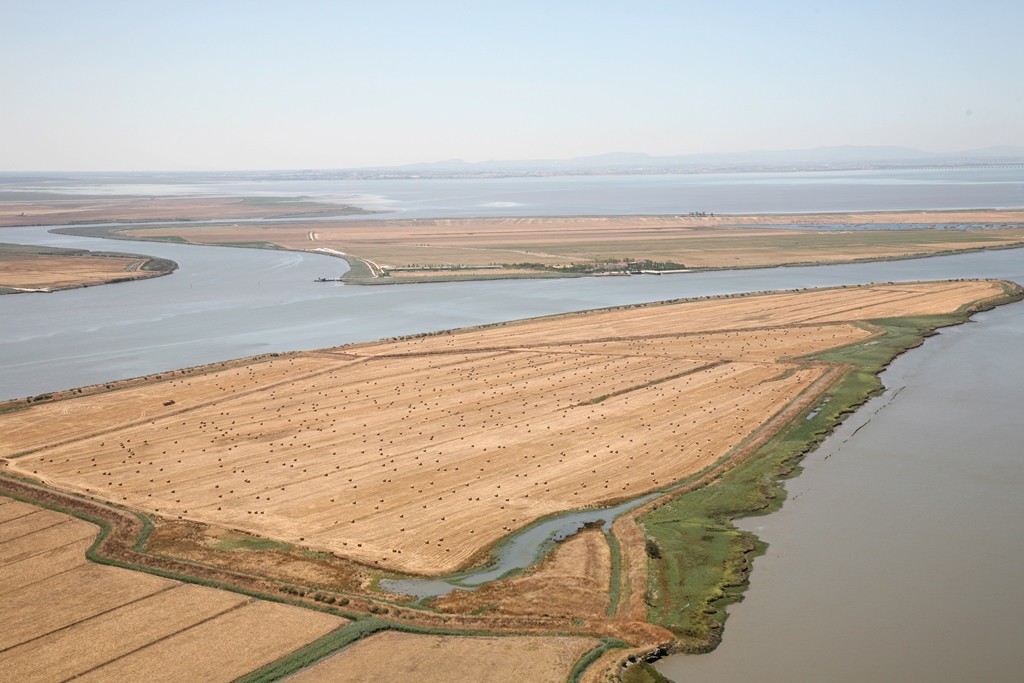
[{"x1": 377, "y1": 145, "x2": 1024, "y2": 176}]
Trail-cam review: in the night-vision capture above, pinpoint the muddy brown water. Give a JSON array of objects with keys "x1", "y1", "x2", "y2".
[{"x1": 656, "y1": 300, "x2": 1024, "y2": 682}]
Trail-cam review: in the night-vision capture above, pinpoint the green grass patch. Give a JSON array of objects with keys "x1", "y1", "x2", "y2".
[
  {"x1": 568, "y1": 638, "x2": 631, "y2": 683},
  {"x1": 212, "y1": 533, "x2": 294, "y2": 553},
  {"x1": 621, "y1": 661, "x2": 673, "y2": 683},
  {"x1": 215, "y1": 241, "x2": 284, "y2": 249},
  {"x1": 0, "y1": 242, "x2": 89, "y2": 255},
  {"x1": 343, "y1": 270, "x2": 580, "y2": 285},
  {"x1": 137, "y1": 234, "x2": 189, "y2": 243},
  {"x1": 606, "y1": 530, "x2": 623, "y2": 616}
]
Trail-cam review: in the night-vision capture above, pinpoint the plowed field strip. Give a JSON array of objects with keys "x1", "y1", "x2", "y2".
[
  {"x1": 0, "y1": 585, "x2": 249, "y2": 683},
  {"x1": 0, "y1": 538, "x2": 93, "y2": 595},
  {"x1": 0, "y1": 508, "x2": 72, "y2": 542},
  {"x1": 71, "y1": 601, "x2": 343, "y2": 683},
  {"x1": 0, "y1": 574, "x2": 178, "y2": 651},
  {"x1": 0, "y1": 518, "x2": 97, "y2": 566},
  {"x1": 61, "y1": 601, "x2": 253, "y2": 682},
  {"x1": 0, "y1": 556, "x2": 94, "y2": 599},
  {"x1": 287, "y1": 632, "x2": 599, "y2": 683},
  {"x1": 0, "y1": 493, "x2": 351, "y2": 682},
  {"x1": 0, "y1": 498, "x2": 39, "y2": 522}
]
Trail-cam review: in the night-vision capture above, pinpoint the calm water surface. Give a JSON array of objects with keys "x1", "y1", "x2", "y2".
[{"x1": 9, "y1": 166, "x2": 1024, "y2": 217}]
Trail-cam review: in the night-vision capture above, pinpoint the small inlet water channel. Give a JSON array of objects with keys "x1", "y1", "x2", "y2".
[{"x1": 379, "y1": 491, "x2": 661, "y2": 598}]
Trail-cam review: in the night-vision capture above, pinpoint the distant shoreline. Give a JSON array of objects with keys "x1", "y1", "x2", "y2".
[{"x1": 48, "y1": 207, "x2": 1024, "y2": 286}]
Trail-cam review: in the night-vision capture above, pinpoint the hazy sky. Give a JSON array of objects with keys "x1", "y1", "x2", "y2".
[{"x1": 3, "y1": 0, "x2": 1022, "y2": 171}]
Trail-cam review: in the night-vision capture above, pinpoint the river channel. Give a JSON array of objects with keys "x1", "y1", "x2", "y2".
[
  {"x1": 656, "y1": 299, "x2": 1024, "y2": 682},
  {"x1": 2, "y1": 222, "x2": 1023, "y2": 681}
]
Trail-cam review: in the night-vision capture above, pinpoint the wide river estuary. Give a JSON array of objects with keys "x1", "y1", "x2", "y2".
[{"x1": 2, "y1": 168, "x2": 1023, "y2": 681}]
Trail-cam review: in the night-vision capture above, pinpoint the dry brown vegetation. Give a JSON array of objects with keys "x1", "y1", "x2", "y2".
[
  {"x1": 287, "y1": 631, "x2": 599, "y2": 683},
  {"x1": 0, "y1": 252, "x2": 160, "y2": 291},
  {"x1": 115, "y1": 210, "x2": 1024, "y2": 276},
  {"x1": 432, "y1": 526, "x2": 613, "y2": 620},
  {"x1": 0, "y1": 497, "x2": 345, "y2": 683},
  {"x1": 2, "y1": 281, "x2": 1002, "y2": 578}
]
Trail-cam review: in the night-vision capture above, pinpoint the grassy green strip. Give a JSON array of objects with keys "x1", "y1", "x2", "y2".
[
  {"x1": 140, "y1": 256, "x2": 178, "y2": 272},
  {"x1": 606, "y1": 530, "x2": 622, "y2": 616},
  {"x1": 142, "y1": 234, "x2": 189, "y2": 243},
  {"x1": 131, "y1": 511, "x2": 155, "y2": 552},
  {"x1": 0, "y1": 242, "x2": 89, "y2": 255},
  {"x1": 212, "y1": 535, "x2": 294, "y2": 552},
  {"x1": 567, "y1": 638, "x2": 631, "y2": 683},
  {"x1": 215, "y1": 241, "x2": 284, "y2": 249},
  {"x1": 620, "y1": 661, "x2": 673, "y2": 683}
]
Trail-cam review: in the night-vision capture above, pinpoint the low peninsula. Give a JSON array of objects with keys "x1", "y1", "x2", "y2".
[{"x1": 1, "y1": 278, "x2": 1019, "y2": 681}]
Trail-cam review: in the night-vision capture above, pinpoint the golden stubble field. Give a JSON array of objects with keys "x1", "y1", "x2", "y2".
[
  {"x1": 287, "y1": 631, "x2": 599, "y2": 683},
  {"x1": 0, "y1": 253, "x2": 158, "y2": 291},
  {"x1": 0, "y1": 281, "x2": 1003, "y2": 577},
  {"x1": 0, "y1": 497, "x2": 345, "y2": 683},
  {"x1": 116, "y1": 210, "x2": 1024, "y2": 274}
]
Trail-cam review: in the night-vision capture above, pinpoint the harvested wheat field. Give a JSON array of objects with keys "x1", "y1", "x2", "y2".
[
  {"x1": 0, "y1": 281, "x2": 1006, "y2": 577},
  {"x1": 287, "y1": 631, "x2": 599, "y2": 683},
  {"x1": 0, "y1": 498, "x2": 345, "y2": 683},
  {"x1": 0, "y1": 252, "x2": 159, "y2": 292}
]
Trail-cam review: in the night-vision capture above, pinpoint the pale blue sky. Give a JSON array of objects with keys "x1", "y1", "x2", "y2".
[{"x1": 2, "y1": 0, "x2": 1022, "y2": 171}]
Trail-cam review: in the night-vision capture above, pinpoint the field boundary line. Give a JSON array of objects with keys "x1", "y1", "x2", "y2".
[
  {"x1": 0, "y1": 500, "x2": 43, "y2": 523},
  {"x1": 357, "y1": 321, "x2": 867, "y2": 360},
  {"x1": 566, "y1": 360, "x2": 727, "y2": 409},
  {"x1": 0, "y1": 535, "x2": 92, "y2": 576},
  {"x1": 0, "y1": 514, "x2": 78, "y2": 547},
  {"x1": 4, "y1": 358, "x2": 373, "y2": 458},
  {"x1": 0, "y1": 549, "x2": 91, "y2": 598},
  {"x1": 0, "y1": 582, "x2": 182, "y2": 656},
  {"x1": 59, "y1": 599, "x2": 254, "y2": 681}
]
